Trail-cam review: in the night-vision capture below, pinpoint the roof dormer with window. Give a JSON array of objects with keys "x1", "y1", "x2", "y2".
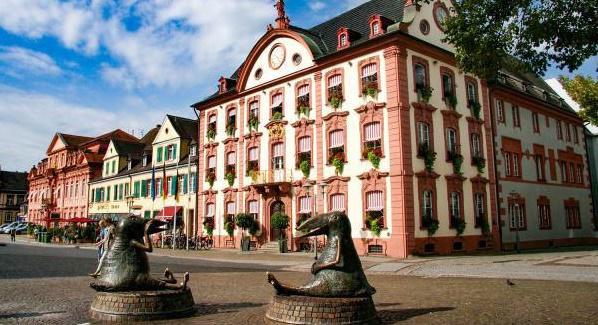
[
  {"x1": 337, "y1": 27, "x2": 356, "y2": 50},
  {"x1": 368, "y1": 14, "x2": 390, "y2": 39}
]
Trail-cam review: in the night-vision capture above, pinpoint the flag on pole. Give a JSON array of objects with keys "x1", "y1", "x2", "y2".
[
  {"x1": 151, "y1": 166, "x2": 156, "y2": 201},
  {"x1": 174, "y1": 169, "x2": 180, "y2": 202},
  {"x1": 162, "y1": 163, "x2": 167, "y2": 200}
]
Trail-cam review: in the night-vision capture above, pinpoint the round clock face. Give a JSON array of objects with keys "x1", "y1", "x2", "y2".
[
  {"x1": 434, "y1": 6, "x2": 449, "y2": 30},
  {"x1": 269, "y1": 45, "x2": 286, "y2": 70}
]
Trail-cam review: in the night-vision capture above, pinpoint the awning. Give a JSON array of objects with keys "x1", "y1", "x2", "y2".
[
  {"x1": 67, "y1": 217, "x2": 98, "y2": 223},
  {"x1": 157, "y1": 206, "x2": 182, "y2": 218}
]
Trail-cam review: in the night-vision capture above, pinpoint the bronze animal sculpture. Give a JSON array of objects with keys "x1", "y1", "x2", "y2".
[
  {"x1": 267, "y1": 212, "x2": 376, "y2": 297},
  {"x1": 90, "y1": 217, "x2": 189, "y2": 292}
]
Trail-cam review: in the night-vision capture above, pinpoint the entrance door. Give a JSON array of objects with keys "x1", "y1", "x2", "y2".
[{"x1": 270, "y1": 200, "x2": 285, "y2": 241}]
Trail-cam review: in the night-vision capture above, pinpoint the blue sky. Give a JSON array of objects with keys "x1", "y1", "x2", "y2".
[{"x1": 0, "y1": 0, "x2": 595, "y2": 172}]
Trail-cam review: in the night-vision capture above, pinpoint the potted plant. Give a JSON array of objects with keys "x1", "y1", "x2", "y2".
[
  {"x1": 271, "y1": 212, "x2": 289, "y2": 253},
  {"x1": 235, "y1": 213, "x2": 255, "y2": 252},
  {"x1": 362, "y1": 81, "x2": 379, "y2": 100},
  {"x1": 224, "y1": 219, "x2": 235, "y2": 239},
  {"x1": 470, "y1": 101, "x2": 482, "y2": 119},
  {"x1": 207, "y1": 126, "x2": 216, "y2": 141},
  {"x1": 298, "y1": 105, "x2": 310, "y2": 118},
  {"x1": 332, "y1": 157, "x2": 344, "y2": 175},
  {"x1": 299, "y1": 160, "x2": 310, "y2": 178},
  {"x1": 249, "y1": 220, "x2": 260, "y2": 239},
  {"x1": 226, "y1": 122, "x2": 236, "y2": 137},
  {"x1": 367, "y1": 150, "x2": 381, "y2": 169},
  {"x1": 480, "y1": 216, "x2": 490, "y2": 236},
  {"x1": 450, "y1": 152, "x2": 464, "y2": 175},
  {"x1": 446, "y1": 95, "x2": 458, "y2": 110},
  {"x1": 417, "y1": 86, "x2": 433, "y2": 103},
  {"x1": 418, "y1": 143, "x2": 437, "y2": 172},
  {"x1": 369, "y1": 218, "x2": 382, "y2": 237},
  {"x1": 248, "y1": 114, "x2": 259, "y2": 132},
  {"x1": 203, "y1": 218, "x2": 215, "y2": 237},
  {"x1": 206, "y1": 171, "x2": 216, "y2": 188},
  {"x1": 272, "y1": 111, "x2": 283, "y2": 121},
  {"x1": 453, "y1": 218, "x2": 466, "y2": 236},
  {"x1": 226, "y1": 171, "x2": 235, "y2": 187},
  {"x1": 472, "y1": 156, "x2": 486, "y2": 174},
  {"x1": 422, "y1": 215, "x2": 439, "y2": 236}
]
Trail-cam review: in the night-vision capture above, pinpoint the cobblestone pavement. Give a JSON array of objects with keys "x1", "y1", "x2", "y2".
[{"x1": 1, "y1": 243, "x2": 598, "y2": 324}]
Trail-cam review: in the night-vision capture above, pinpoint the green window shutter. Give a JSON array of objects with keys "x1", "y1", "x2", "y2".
[
  {"x1": 119, "y1": 184, "x2": 123, "y2": 200},
  {"x1": 173, "y1": 144, "x2": 177, "y2": 160},
  {"x1": 134, "y1": 181, "x2": 140, "y2": 198},
  {"x1": 157, "y1": 147, "x2": 163, "y2": 162},
  {"x1": 125, "y1": 183, "x2": 129, "y2": 196},
  {"x1": 170, "y1": 177, "x2": 176, "y2": 195},
  {"x1": 107, "y1": 187, "x2": 111, "y2": 201},
  {"x1": 141, "y1": 180, "x2": 147, "y2": 197},
  {"x1": 163, "y1": 147, "x2": 167, "y2": 161},
  {"x1": 183, "y1": 174, "x2": 188, "y2": 194},
  {"x1": 111, "y1": 161, "x2": 116, "y2": 174},
  {"x1": 144, "y1": 211, "x2": 151, "y2": 219},
  {"x1": 92, "y1": 189, "x2": 97, "y2": 202}
]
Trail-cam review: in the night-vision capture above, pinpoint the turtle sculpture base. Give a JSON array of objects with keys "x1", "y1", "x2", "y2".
[
  {"x1": 265, "y1": 295, "x2": 379, "y2": 325},
  {"x1": 90, "y1": 288, "x2": 195, "y2": 322}
]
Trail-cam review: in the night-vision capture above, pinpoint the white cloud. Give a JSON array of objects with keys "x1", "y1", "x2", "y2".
[
  {"x1": 0, "y1": 46, "x2": 62, "y2": 76},
  {"x1": 544, "y1": 78, "x2": 598, "y2": 134},
  {"x1": 0, "y1": 85, "x2": 169, "y2": 172},
  {"x1": 0, "y1": 0, "x2": 274, "y2": 89},
  {"x1": 309, "y1": 1, "x2": 326, "y2": 11}
]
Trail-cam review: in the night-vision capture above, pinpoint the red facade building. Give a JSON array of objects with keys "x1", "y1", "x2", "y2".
[{"x1": 27, "y1": 130, "x2": 138, "y2": 225}]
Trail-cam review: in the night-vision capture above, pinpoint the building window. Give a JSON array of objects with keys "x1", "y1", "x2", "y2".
[
  {"x1": 474, "y1": 193, "x2": 485, "y2": 227},
  {"x1": 226, "y1": 108, "x2": 236, "y2": 136},
  {"x1": 206, "y1": 203, "x2": 215, "y2": 220},
  {"x1": 560, "y1": 161, "x2": 568, "y2": 183},
  {"x1": 537, "y1": 199, "x2": 551, "y2": 230},
  {"x1": 339, "y1": 33, "x2": 348, "y2": 48},
  {"x1": 565, "y1": 123, "x2": 571, "y2": 142},
  {"x1": 247, "y1": 147, "x2": 259, "y2": 175},
  {"x1": 532, "y1": 112, "x2": 540, "y2": 133},
  {"x1": 372, "y1": 22, "x2": 379, "y2": 35},
  {"x1": 362, "y1": 122, "x2": 382, "y2": 158},
  {"x1": 330, "y1": 193, "x2": 345, "y2": 212},
  {"x1": 248, "y1": 101, "x2": 260, "y2": 131},
  {"x1": 508, "y1": 202, "x2": 526, "y2": 231},
  {"x1": 422, "y1": 190, "x2": 433, "y2": 220},
  {"x1": 576, "y1": 164, "x2": 583, "y2": 184},
  {"x1": 297, "y1": 136, "x2": 312, "y2": 169},
  {"x1": 417, "y1": 122, "x2": 430, "y2": 149},
  {"x1": 272, "y1": 143, "x2": 284, "y2": 171},
  {"x1": 414, "y1": 63, "x2": 428, "y2": 92},
  {"x1": 573, "y1": 126, "x2": 579, "y2": 143},
  {"x1": 466, "y1": 81, "x2": 478, "y2": 106},
  {"x1": 470, "y1": 133, "x2": 482, "y2": 158},
  {"x1": 565, "y1": 201, "x2": 581, "y2": 229},
  {"x1": 360, "y1": 63, "x2": 378, "y2": 95},
  {"x1": 166, "y1": 144, "x2": 177, "y2": 161},
  {"x1": 207, "y1": 114, "x2": 217, "y2": 140},
  {"x1": 226, "y1": 201, "x2": 236, "y2": 225},
  {"x1": 365, "y1": 191, "x2": 384, "y2": 229},
  {"x1": 248, "y1": 200, "x2": 259, "y2": 220},
  {"x1": 298, "y1": 196, "x2": 312, "y2": 214},
  {"x1": 226, "y1": 151, "x2": 236, "y2": 177},
  {"x1": 143, "y1": 155, "x2": 148, "y2": 167},
  {"x1": 496, "y1": 99, "x2": 505, "y2": 123},
  {"x1": 556, "y1": 120, "x2": 563, "y2": 140},
  {"x1": 296, "y1": 84, "x2": 310, "y2": 115},
  {"x1": 328, "y1": 129, "x2": 345, "y2": 163},
  {"x1": 441, "y1": 72, "x2": 454, "y2": 98},
  {"x1": 513, "y1": 154, "x2": 520, "y2": 177},
  {"x1": 449, "y1": 191, "x2": 461, "y2": 227},
  {"x1": 190, "y1": 146, "x2": 197, "y2": 157},
  {"x1": 446, "y1": 128, "x2": 458, "y2": 160},
  {"x1": 271, "y1": 92, "x2": 283, "y2": 119},
  {"x1": 327, "y1": 74, "x2": 343, "y2": 107},
  {"x1": 206, "y1": 155, "x2": 216, "y2": 183},
  {"x1": 535, "y1": 154, "x2": 545, "y2": 181},
  {"x1": 512, "y1": 105, "x2": 520, "y2": 127}
]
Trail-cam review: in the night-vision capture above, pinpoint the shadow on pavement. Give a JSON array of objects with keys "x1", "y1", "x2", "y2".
[
  {"x1": 378, "y1": 306, "x2": 454, "y2": 323},
  {"x1": 0, "y1": 311, "x2": 66, "y2": 319}
]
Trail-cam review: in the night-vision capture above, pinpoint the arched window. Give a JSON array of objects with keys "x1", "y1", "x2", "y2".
[
  {"x1": 365, "y1": 190, "x2": 384, "y2": 229},
  {"x1": 415, "y1": 63, "x2": 427, "y2": 91},
  {"x1": 248, "y1": 200, "x2": 259, "y2": 220},
  {"x1": 470, "y1": 133, "x2": 481, "y2": 158},
  {"x1": 450, "y1": 191, "x2": 460, "y2": 220},
  {"x1": 271, "y1": 92, "x2": 283, "y2": 119},
  {"x1": 363, "y1": 122, "x2": 381, "y2": 157},
  {"x1": 466, "y1": 81, "x2": 478, "y2": 105},
  {"x1": 417, "y1": 122, "x2": 430, "y2": 148},
  {"x1": 328, "y1": 129, "x2": 345, "y2": 163},
  {"x1": 361, "y1": 63, "x2": 378, "y2": 95},
  {"x1": 422, "y1": 190, "x2": 433, "y2": 219},
  {"x1": 446, "y1": 128, "x2": 457, "y2": 157},
  {"x1": 340, "y1": 34, "x2": 347, "y2": 47}
]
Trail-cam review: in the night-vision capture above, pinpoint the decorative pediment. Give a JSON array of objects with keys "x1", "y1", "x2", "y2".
[
  {"x1": 470, "y1": 175, "x2": 489, "y2": 184},
  {"x1": 291, "y1": 119, "x2": 315, "y2": 129},
  {"x1": 323, "y1": 111, "x2": 349, "y2": 130},
  {"x1": 357, "y1": 169, "x2": 389, "y2": 192},
  {"x1": 415, "y1": 170, "x2": 440, "y2": 179},
  {"x1": 266, "y1": 121, "x2": 287, "y2": 141},
  {"x1": 204, "y1": 142, "x2": 219, "y2": 150},
  {"x1": 355, "y1": 101, "x2": 386, "y2": 114},
  {"x1": 445, "y1": 174, "x2": 466, "y2": 184},
  {"x1": 223, "y1": 138, "x2": 239, "y2": 145}
]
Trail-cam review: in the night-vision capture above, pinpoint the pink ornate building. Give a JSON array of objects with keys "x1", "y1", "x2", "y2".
[{"x1": 28, "y1": 130, "x2": 138, "y2": 225}]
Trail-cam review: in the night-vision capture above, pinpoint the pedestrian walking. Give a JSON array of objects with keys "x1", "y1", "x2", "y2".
[
  {"x1": 89, "y1": 217, "x2": 115, "y2": 278},
  {"x1": 10, "y1": 227, "x2": 16, "y2": 242}
]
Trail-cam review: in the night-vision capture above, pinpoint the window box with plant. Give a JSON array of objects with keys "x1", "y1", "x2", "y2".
[
  {"x1": 365, "y1": 210, "x2": 384, "y2": 237},
  {"x1": 271, "y1": 212, "x2": 289, "y2": 253},
  {"x1": 225, "y1": 165, "x2": 236, "y2": 187},
  {"x1": 452, "y1": 217, "x2": 466, "y2": 236},
  {"x1": 205, "y1": 169, "x2": 216, "y2": 188},
  {"x1": 361, "y1": 77, "x2": 379, "y2": 100},
  {"x1": 448, "y1": 150, "x2": 463, "y2": 175},
  {"x1": 246, "y1": 160, "x2": 259, "y2": 176},
  {"x1": 206, "y1": 125, "x2": 216, "y2": 141},
  {"x1": 422, "y1": 214, "x2": 439, "y2": 236},
  {"x1": 470, "y1": 101, "x2": 482, "y2": 119},
  {"x1": 472, "y1": 155, "x2": 486, "y2": 173},
  {"x1": 475, "y1": 214, "x2": 490, "y2": 236},
  {"x1": 248, "y1": 113, "x2": 259, "y2": 132},
  {"x1": 296, "y1": 152, "x2": 311, "y2": 178},
  {"x1": 224, "y1": 217, "x2": 235, "y2": 239},
  {"x1": 271, "y1": 111, "x2": 283, "y2": 122},
  {"x1": 361, "y1": 144, "x2": 382, "y2": 169},
  {"x1": 417, "y1": 86, "x2": 433, "y2": 103},
  {"x1": 445, "y1": 95, "x2": 458, "y2": 110},
  {"x1": 328, "y1": 146, "x2": 345, "y2": 175},
  {"x1": 418, "y1": 143, "x2": 437, "y2": 172},
  {"x1": 297, "y1": 95, "x2": 311, "y2": 118},
  {"x1": 203, "y1": 217, "x2": 215, "y2": 237},
  {"x1": 328, "y1": 86, "x2": 343, "y2": 109},
  {"x1": 226, "y1": 121, "x2": 236, "y2": 137}
]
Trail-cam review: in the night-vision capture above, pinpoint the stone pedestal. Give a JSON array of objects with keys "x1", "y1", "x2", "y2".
[
  {"x1": 90, "y1": 288, "x2": 195, "y2": 322},
  {"x1": 265, "y1": 295, "x2": 379, "y2": 324}
]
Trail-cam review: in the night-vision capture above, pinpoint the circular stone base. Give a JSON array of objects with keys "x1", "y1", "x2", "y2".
[
  {"x1": 90, "y1": 288, "x2": 195, "y2": 322},
  {"x1": 265, "y1": 295, "x2": 379, "y2": 325}
]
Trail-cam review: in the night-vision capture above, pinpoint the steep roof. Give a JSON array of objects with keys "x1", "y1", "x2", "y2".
[
  {"x1": 167, "y1": 115, "x2": 198, "y2": 141},
  {"x1": 112, "y1": 140, "x2": 145, "y2": 156},
  {"x1": 0, "y1": 171, "x2": 28, "y2": 192},
  {"x1": 84, "y1": 129, "x2": 138, "y2": 146},
  {"x1": 58, "y1": 133, "x2": 94, "y2": 147}
]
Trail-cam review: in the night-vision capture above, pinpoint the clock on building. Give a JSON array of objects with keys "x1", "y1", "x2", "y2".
[
  {"x1": 269, "y1": 44, "x2": 286, "y2": 70},
  {"x1": 433, "y1": 3, "x2": 449, "y2": 31}
]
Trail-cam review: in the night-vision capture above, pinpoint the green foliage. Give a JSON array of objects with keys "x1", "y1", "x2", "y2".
[
  {"x1": 226, "y1": 123, "x2": 236, "y2": 137},
  {"x1": 249, "y1": 220, "x2": 260, "y2": 237},
  {"x1": 418, "y1": 86, "x2": 433, "y2": 103},
  {"x1": 298, "y1": 106, "x2": 311, "y2": 117},
  {"x1": 451, "y1": 153, "x2": 464, "y2": 175},
  {"x1": 369, "y1": 218, "x2": 382, "y2": 237},
  {"x1": 235, "y1": 213, "x2": 254, "y2": 231},
  {"x1": 367, "y1": 150, "x2": 381, "y2": 169},
  {"x1": 271, "y1": 212, "x2": 289, "y2": 232},
  {"x1": 423, "y1": 216, "x2": 439, "y2": 236},
  {"x1": 27, "y1": 224, "x2": 34, "y2": 236},
  {"x1": 480, "y1": 217, "x2": 491, "y2": 236},
  {"x1": 224, "y1": 221, "x2": 235, "y2": 238},
  {"x1": 203, "y1": 218, "x2": 214, "y2": 236},
  {"x1": 418, "y1": 143, "x2": 437, "y2": 172},
  {"x1": 330, "y1": 96, "x2": 342, "y2": 109},
  {"x1": 430, "y1": 0, "x2": 597, "y2": 80},
  {"x1": 272, "y1": 111, "x2": 283, "y2": 121},
  {"x1": 472, "y1": 156, "x2": 486, "y2": 174},
  {"x1": 82, "y1": 224, "x2": 96, "y2": 241},
  {"x1": 446, "y1": 95, "x2": 458, "y2": 109},
  {"x1": 248, "y1": 115, "x2": 259, "y2": 131},
  {"x1": 300, "y1": 160, "x2": 311, "y2": 178},
  {"x1": 226, "y1": 172, "x2": 235, "y2": 187},
  {"x1": 332, "y1": 157, "x2": 344, "y2": 175},
  {"x1": 560, "y1": 75, "x2": 598, "y2": 126},
  {"x1": 207, "y1": 127, "x2": 216, "y2": 141},
  {"x1": 470, "y1": 101, "x2": 482, "y2": 119},
  {"x1": 454, "y1": 218, "x2": 466, "y2": 236},
  {"x1": 364, "y1": 87, "x2": 379, "y2": 99}
]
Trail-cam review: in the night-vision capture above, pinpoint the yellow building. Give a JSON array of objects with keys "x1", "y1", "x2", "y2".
[
  {"x1": 88, "y1": 115, "x2": 198, "y2": 236},
  {"x1": 0, "y1": 169, "x2": 28, "y2": 224}
]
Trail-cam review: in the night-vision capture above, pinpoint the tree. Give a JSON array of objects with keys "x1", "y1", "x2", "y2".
[
  {"x1": 560, "y1": 75, "x2": 598, "y2": 126},
  {"x1": 427, "y1": 0, "x2": 598, "y2": 80}
]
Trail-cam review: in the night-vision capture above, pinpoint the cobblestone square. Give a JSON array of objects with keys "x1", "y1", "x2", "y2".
[{"x1": 1, "y1": 242, "x2": 598, "y2": 324}]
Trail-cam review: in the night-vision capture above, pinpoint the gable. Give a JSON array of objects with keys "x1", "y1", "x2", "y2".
[
  {"x1": 153, "y1": 118, "x2": 180, "y2": 144},
  {"x1": 104, "y1": 141, "x2": 119, "y2": 160},
  {"x1": 46, "y1": 134, "x2": 66, "y2": 154},
  {"x1": 403, "y1": 0, "x2": 455, "y2": 52}
]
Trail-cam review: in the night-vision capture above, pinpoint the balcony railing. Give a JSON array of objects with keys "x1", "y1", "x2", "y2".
[{"x1": 249, "y1": 169, "x2": 293, "y2": 185}]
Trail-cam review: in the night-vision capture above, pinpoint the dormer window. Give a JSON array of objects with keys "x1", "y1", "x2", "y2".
[
  {"x1": 337, "y1": 27, "x2": 351, "y2": 50},
  {"x1": 142, "y1": 155, "x2": 148, "y2": 167},
  {"x1": 190, "y1": 146, "x2": 197, "y2": 157},
  {"x1": 166, "y1": 144, "x2": 176, "y2": 161},
  {"x1": 127, "y1": 160, "x2": 132, "y2": 171},
  {"x1": 218, "y1": 76, "x2": 228, "y2": 94},
  {"x1": 368, "y1": 14, "x2": 388, "y2": 38}
]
